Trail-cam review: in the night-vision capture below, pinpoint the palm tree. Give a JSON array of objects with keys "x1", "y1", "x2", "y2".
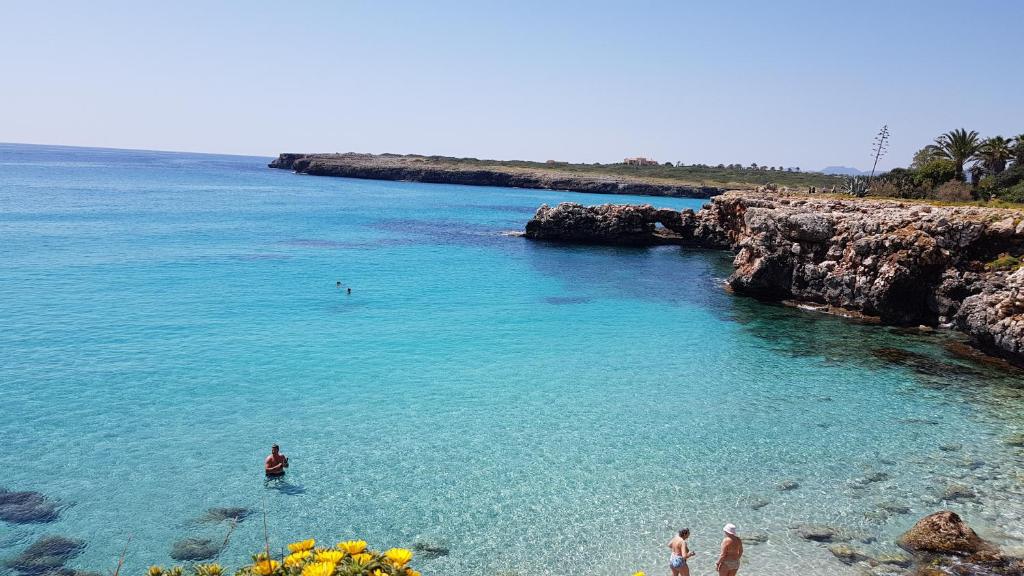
[
  {"x1": 975, "y1": 136, "x2": 1014, "y2": 175},
  {"x1": 930, "y1": 129, "x2": 982, "y2": 181},
  {"x1": 1013, "y1": 134, "x2": 1024, "y2": 167}
]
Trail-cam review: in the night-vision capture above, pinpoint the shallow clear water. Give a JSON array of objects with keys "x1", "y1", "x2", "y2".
[{"x1": 1, "y1": 143, "x2": 1022, "y2": 576}]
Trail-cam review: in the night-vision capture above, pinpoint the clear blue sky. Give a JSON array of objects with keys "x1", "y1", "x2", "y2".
[{"x1": 2, "y1": 0, "x2": 1021, "y2": 170}]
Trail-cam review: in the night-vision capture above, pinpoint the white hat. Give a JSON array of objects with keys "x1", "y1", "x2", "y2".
[{"x1": 723, "y1": 523, "x2": 737, "y2": 535}]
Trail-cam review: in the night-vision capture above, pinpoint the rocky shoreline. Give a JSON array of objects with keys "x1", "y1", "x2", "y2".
[
  {"x1": 269, "y1": 153, "x2": 723, "y2": 198},
  {"x1": 524, "y1": 192, "x2": 1024, "y2": 364}
]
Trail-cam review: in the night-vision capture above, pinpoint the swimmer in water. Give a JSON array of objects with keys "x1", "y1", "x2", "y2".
[
  {"x1": 347, "y1": 288, "x2": 351, "y2": 294},
  {"x1": 264, "y1": 444, "x2": 289, "y2": 477},
  {"x1": 336, "y1": 281, "x2": 341, "y2": 288}
]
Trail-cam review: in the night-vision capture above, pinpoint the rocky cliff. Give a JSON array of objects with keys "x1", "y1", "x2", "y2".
[
  {"x1": 525, "y1": 193, "x2": 1024, "y2": 363},
  {"x1": 269, "y1": 153, "x2": 723, "y2": 198}
]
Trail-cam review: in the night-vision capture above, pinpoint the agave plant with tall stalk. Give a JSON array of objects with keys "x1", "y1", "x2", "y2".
[
  {"x1": 928, "y1": 129, "x2": 983, "y2": 181},
  {"x1": 975, "y1": 136, "x2": 1014, "y2": 175}
]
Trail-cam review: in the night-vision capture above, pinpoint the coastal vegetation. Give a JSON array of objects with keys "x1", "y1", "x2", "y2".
[
  {"x1": 870, "y1": 129, "x2": 1024, "y2": 203},
  {"x1": 429, "y1": 155, "x2": 845, "y2": 189},
  {"x1": 148, "y1": 539, "x2": 420, "y2": 576}
]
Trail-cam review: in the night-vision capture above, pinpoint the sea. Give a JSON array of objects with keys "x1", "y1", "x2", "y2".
[{"x1": 1, "y1": 143, "x2": 1022, "y2": 576}]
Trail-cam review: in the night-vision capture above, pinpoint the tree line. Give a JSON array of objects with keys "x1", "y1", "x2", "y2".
[{"x1": 872, "y1": 129, "x2": 1024, "y2": 202}]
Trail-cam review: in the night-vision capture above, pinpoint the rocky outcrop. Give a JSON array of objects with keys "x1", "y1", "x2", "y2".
[
  {"x1": 523, "y1": 202, "x2": 722, "y2": 246},
  {"x1": 269, "y1": 153, "x2": 723, "y2": 198},
  {"x1": 955, "y1": 267, "x2": 1024, "y2": 359},
  {"x1": 897, "y1": 511, "x2": 991, "y2": 555},
  {"x1": 523, "y1": 192, "x2": 1024, "y2": 363},
  {"x1": 897, "y1": 512, "x2": 1023, "y2": 576}
]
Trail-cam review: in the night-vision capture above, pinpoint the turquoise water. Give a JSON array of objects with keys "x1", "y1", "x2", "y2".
[{"x1": 1, "y1": 143, "x2": 1022, "y2": 576}]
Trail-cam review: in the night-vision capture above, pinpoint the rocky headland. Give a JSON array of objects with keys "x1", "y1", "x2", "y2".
[
  {"x1": 525, "y1": 192, "x2": 1024, "y2": 364},
  {"x1": 269, "y1": 153, "x2": 724, "y2": 198}
]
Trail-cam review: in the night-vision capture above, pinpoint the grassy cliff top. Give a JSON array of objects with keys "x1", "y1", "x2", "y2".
[{"x1": 290, "y1": 153, "x2": 847, "y2": 190}]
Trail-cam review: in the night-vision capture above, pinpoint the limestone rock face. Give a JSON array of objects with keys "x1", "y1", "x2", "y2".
[
  {"x1": 897, "y1": 511, "x2": 990, "y2": 555},
  {"x1": 523, "y1": 202, "x2": 727, "y2": 246},
  {"x1": 955, "y1": 267, "x2": 1024, "y2": 359}
]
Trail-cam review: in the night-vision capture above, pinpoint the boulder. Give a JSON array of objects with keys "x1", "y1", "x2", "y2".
[{"x1": 897, "y1": 511, "x2": 990, "y2": 555}]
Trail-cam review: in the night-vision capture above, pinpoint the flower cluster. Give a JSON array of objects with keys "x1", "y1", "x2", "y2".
[{"x1": 148, "y1": 539, "x2": 420, "y2": 576}]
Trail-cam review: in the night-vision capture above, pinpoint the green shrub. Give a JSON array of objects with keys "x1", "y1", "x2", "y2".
[{"x1": 986, "y1": 253, "x2": 1022, "y2": 272}]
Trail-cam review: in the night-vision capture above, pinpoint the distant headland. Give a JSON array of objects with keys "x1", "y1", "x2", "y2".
[{"x1": 269, "y1": 153, "x2": 845, "y2": 199}]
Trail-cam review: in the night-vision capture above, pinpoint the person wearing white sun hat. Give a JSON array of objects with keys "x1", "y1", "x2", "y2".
[{"x1": 716, "y1": 523, "x2": 743, "y2": 576}]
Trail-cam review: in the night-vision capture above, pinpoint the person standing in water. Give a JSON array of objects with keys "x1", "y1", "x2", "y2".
[
  {"x1": 667, "y1": 528, "x2": 694, "y2": 576},
  {"x1": 264, "y1": 444, "x2": 289, "y2": 477},
  {"x1": 716, "y1": 523, "x2": 743, "y2": 576}
]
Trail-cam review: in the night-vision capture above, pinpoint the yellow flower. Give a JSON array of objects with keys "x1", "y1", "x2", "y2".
[
  {"x1": 284, "y1": 551, "x2": 312, "y2": 567},
  {"x1": 314, "y1": 550, "x2": 343, "y2": 564},
  {"x1": 337, "y1": 540, "x2": 367, "y2": 555},
  {"x1": 288, "y1": 539, "x2": 316, "y2": 553},
  {"x1": 405, "y1": 570, "x2": 421, "y2": 576},
  {"x1": 251, "y1": 559, "x2": 280, "y2": 576},
  {"x1": 349, "y1": 553, "x2": 372, "y2": 565},
  {"x1": 147, "y1": 566, "x2": 164, "y2": 576},
  {"x1": 384, "y1": 548, "x2": 413, "y2": 567},
  {"x1": 633, "y1": 572, "x2": 645, "y2": 576},
  {"x1": 300, "y1": 561, "x2": 335, "y2": 576},
  {"x1": 196, "y1": 564, "x2": 223, "y2": 576}
]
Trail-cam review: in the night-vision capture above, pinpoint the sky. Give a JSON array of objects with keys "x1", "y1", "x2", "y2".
[{"x1": 1, "y1": 0, "x2": 1021, "y2": 170}]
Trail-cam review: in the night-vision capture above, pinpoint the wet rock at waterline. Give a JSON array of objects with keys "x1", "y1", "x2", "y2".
[{"x1": 897, "y1": 511, "x2": 1024, "y2": 575}]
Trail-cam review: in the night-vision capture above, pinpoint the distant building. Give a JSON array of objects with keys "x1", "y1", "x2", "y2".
[{"x1": 624, "y1": 157, "x2": 658, "y2": 166}]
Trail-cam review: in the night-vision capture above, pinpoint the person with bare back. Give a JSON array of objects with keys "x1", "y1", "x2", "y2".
[
  {"x1": 667, "y1": 528, "x2": 695, "y2": 576},
  {"x1": 716, "y1": 523, "x2": 743, "y2": 576}
]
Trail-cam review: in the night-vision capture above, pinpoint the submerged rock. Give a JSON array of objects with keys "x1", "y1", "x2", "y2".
[
  {"x1": 169, "y1": 538, "x2": 222, "y2": 561},
  {"x1": 827, "y1": 543, "x2": 870, "y2": 564},
  {"x1": 778, "y1": 480, "x2": 800, "y2": 491},
  {"x1": 794, "y1": 524, "x2": 840, "y2": 542},
  {"x1": 876, "y1": 552, "x2": 913, "y2": 567},
  {"x1": 743, "y1": 532, "x2": 769, "y2": 545},
  {"x1": 749, "y1": 498, "x2": 771, "y2": 510},
  {"x1": 0, "y1": 489, "x2": 61, "y2": 524},
  {"x1": 4, "y1": 535, "x2": 85, "y2": 575},
  {"x1": 411, "y1": 541, "x2": 449, "y2": 559},
  {"x1": 941, "y1": 484, "x2": 978, "y2": 501},
  {"x1": 878, "y1": 502, "x2": 911, "y2": 515},
  {"x1": 198, "y1": 507, "x2": 251, "y2": 523}
]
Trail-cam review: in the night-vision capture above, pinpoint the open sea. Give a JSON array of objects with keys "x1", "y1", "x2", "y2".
[{"x1": 1, "y1": 143, "x2": 1022, "y2": 576}]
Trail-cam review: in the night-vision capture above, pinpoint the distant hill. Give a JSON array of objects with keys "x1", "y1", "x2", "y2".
[{"x1": 819, "y1": 166, "x2": 872, "y2": 176}]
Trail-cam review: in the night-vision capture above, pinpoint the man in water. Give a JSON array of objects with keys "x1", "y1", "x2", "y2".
[
  {"x1": 716, "y1": 523, "x2": 743, "y2": 576},
  {"x1": 667, "y1": 528, "x2": 694, "y2": 576},
  {"x1": 264, "y1": 444, "x2": 289, "y2": 477}
]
